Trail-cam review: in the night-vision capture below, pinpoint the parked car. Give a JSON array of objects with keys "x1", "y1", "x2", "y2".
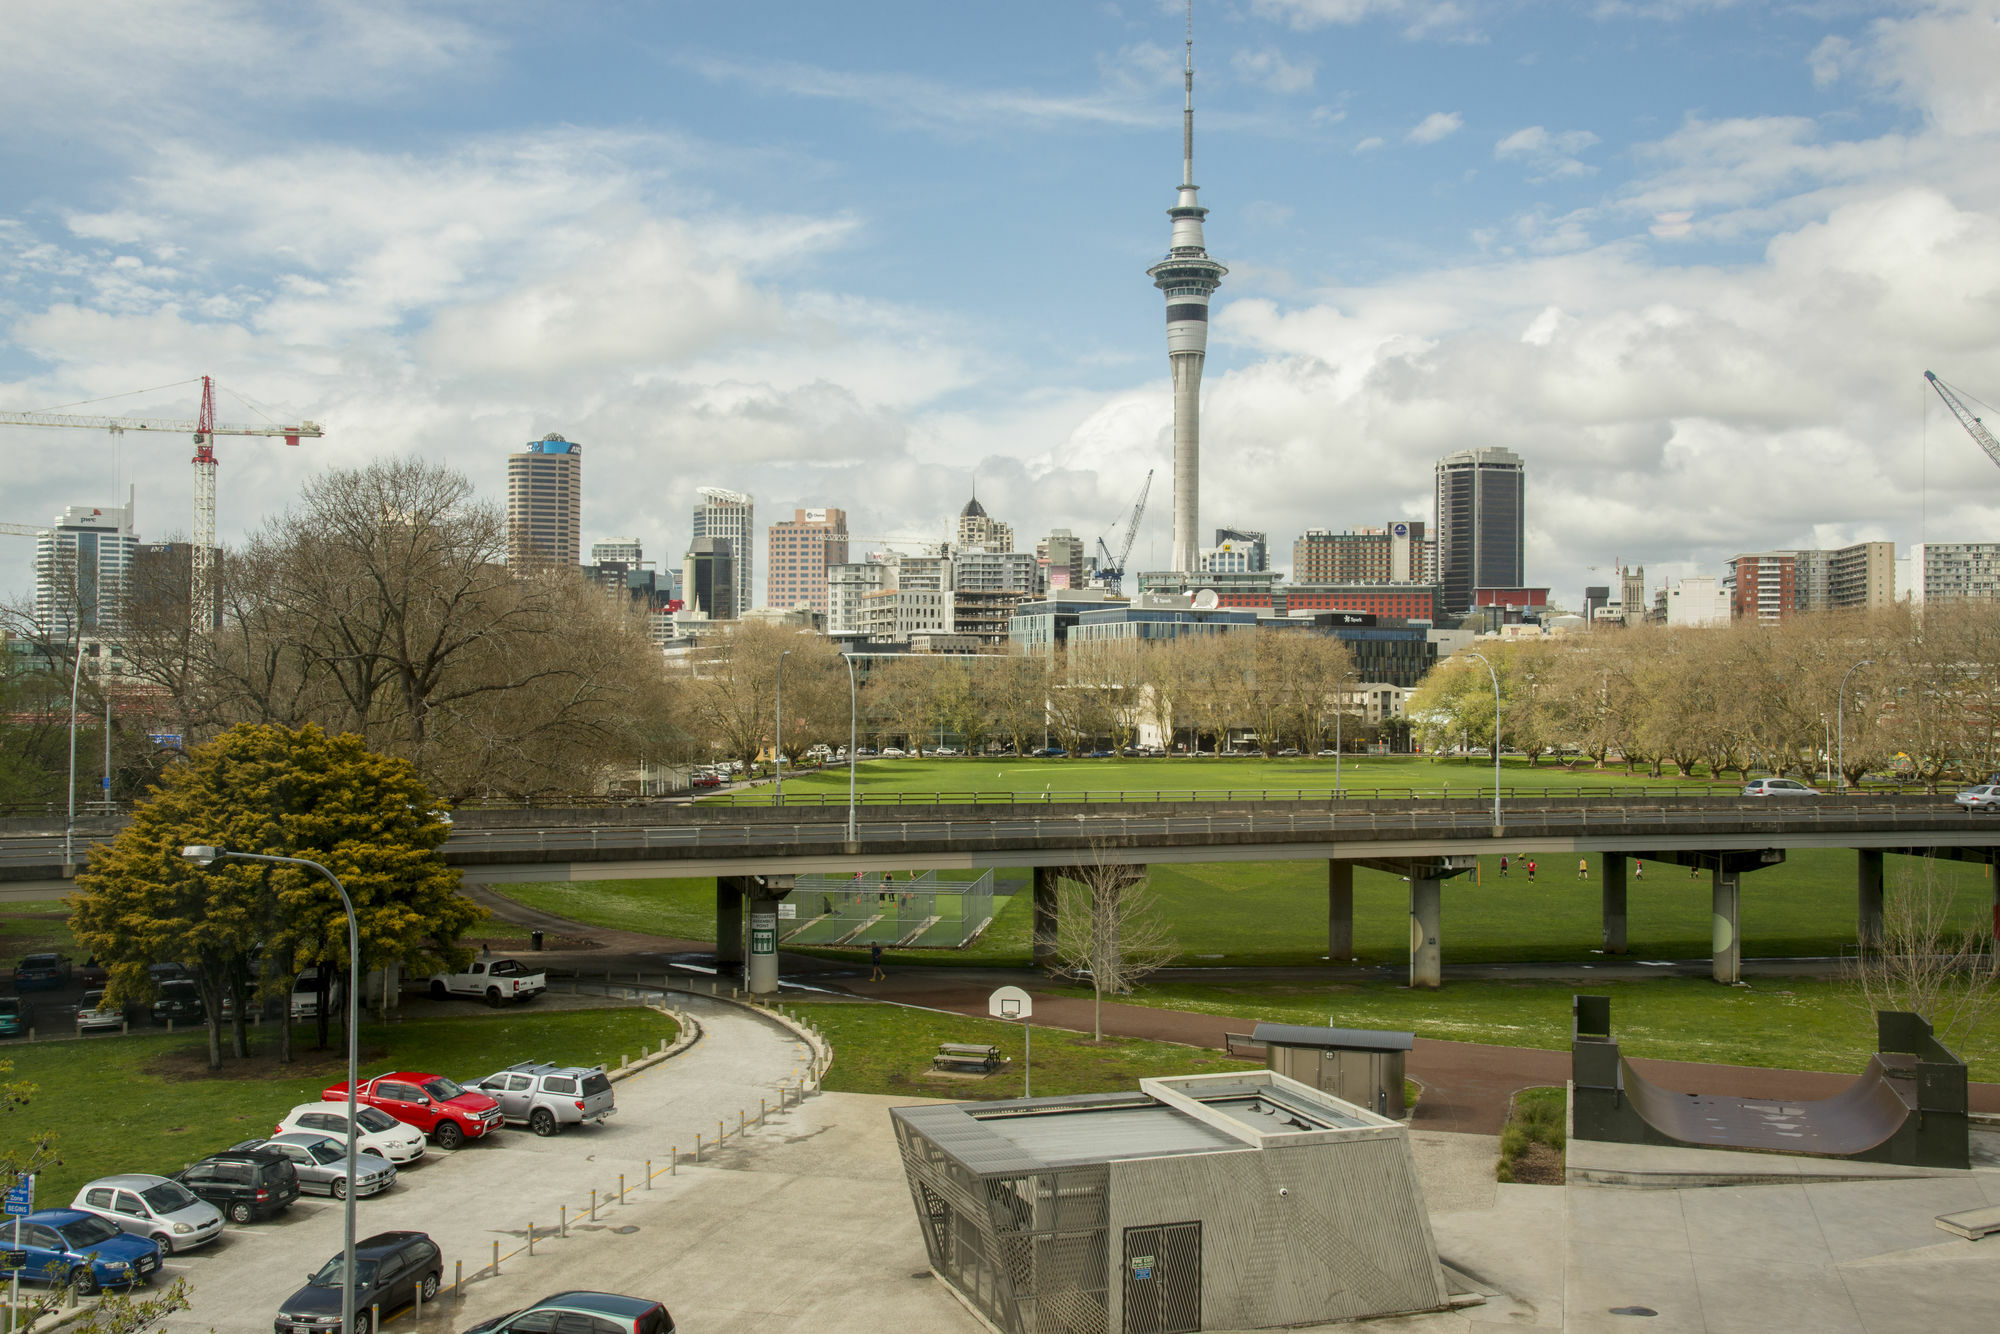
[
  {"x1": 152, "y1": 979, "x2": 205, "y2": 1025},
  {"x1": 75, "y1": 990, "x2": 125, "y2": 1033},
  {"x1": 0, "y1": 996, "x2": 35, "y2": 1039},
  {"x1": 70, "y1": 1174, "x2": 224, "y2": 1254},
  {"x1": 1954, "y1": 783, "x2": 2000, "y2": 811},
  {"x1": 74, "y1": 955, "x2": 110, "y2": 988},
  {"x1": 175, "y1": 1146, "x2": 302, "y2": 1223},
  {"x1": 690, "y1": 773, "x2": 724, "y2": 789},
  {"x1": 275, "y1": 1231, "x2": 442, "y2": 1334},
  {"x1": 1741, "y1": 777, "x2": 1822, "y2": 797},
  {"x1": 428, "y1": 958, "x2": 545, "y2": 1006},
  {"x1": 880, "y1": 747, "x2": 905, "y2": 757},
  {"x1": 0, "y1": 1209, "x2": 162, "y2": 1293},
  {"x1": 1276, "y1": 747, "x2": 1301, "y2": 757},
  {"x1": 231, "y1": 1134, "x2": 397, "y2": 1199},
  {"x1": 11, "y1": 953, "x2": 72, "y2": 992},
  {"x1": 463, "y1": 1062, "x2": 616, "y2": 1136},
  {"x1": 275, "y1": 1101, "x2": 428, "y2": 1164},
  {"x1": 1031, "y1": 747, "x2": 1066, "y2": 758},
  {"x1": 322, "y1": 1072, "x2": 502, "y2": 1150},
  {"x1": 463, "y1": 1292, "x2": 675, "y2": 1334}
]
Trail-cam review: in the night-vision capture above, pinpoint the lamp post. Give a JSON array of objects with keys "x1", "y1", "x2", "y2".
[
  {"x1": 1333, "y1": 670, "x2": 1358, "y2": 799},
  {"x1": 773, "y1": 650, "x2": 792, "y2": 808},
  {"x1": 839, "y1": 653, "x2": 859, "y2": 843},
  {"x1": 1837, "y1": 658, "x2": 1875, "y2": 791},
  {"x1": 182, "y1": 846, "x2": 360, "y2": 1334},
  {"x1": 1465, "y1": 651, "x2": 1503, "y2": 828},
  {"x1": 62, "y1": 639, "x2": 86, "y2": 874}
]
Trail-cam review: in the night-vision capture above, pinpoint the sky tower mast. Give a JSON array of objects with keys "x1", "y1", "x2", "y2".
[{"x1": 1147, "y1": 1, "x2": 1227, "y2": 574}]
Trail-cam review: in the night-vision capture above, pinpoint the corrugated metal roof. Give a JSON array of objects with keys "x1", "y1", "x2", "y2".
[
  {"x1": 1252, "y1": 1022, "x2": 1414, "y2": 1052},
  {"x1": 980, "y1": 1104, "x2": 1241, "y2": 1167}
]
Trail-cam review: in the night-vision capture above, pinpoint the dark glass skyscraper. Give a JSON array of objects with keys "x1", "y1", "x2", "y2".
[{"x1": 1434, "y1": 447, "x2": 1525, "y2": 615}]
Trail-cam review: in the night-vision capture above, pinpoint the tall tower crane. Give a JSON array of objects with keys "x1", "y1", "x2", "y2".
[
  {"x1": 0, "y1": 375, "x2": 323, "y2": 622},
  {"x1": 1924, "y1": 370, "x2": 2000, "y2": 471},
  {"x1": 1094, "y1": 469, "x2": 1154, "y2": 593}
]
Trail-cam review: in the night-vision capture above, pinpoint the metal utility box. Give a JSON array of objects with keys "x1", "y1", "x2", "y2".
[{"x1": 1252, "y1": 1023, "x2": 1413, "y2": 1119}]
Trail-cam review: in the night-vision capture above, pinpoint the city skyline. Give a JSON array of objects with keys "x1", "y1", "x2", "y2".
[{"x1": 5, "y1": 3, "x2": 2000, "y2": 613}]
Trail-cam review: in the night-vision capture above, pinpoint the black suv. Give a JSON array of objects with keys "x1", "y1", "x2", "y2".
[
  {"x1": 177, "y1": 1147, "x2": 301, "y2": 1223},
  {"x1": 275, "y1": 1231, "x2": 442, "y2": 1334},
  {"x1": 153, "y1": 980, "x2": 205, "y2": 1025}
]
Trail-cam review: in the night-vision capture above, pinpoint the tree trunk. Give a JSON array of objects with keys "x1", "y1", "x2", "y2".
[
  {"x1": 313, "y1": 967, "x2": 332, "y2": 1050},
  {"x1": 1093, "y1": 981, "x2": 1103, "y2": 1042}
]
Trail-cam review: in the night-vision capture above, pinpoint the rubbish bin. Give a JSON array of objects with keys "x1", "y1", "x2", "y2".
[{"x1": 530, "y1": 930, "x2": 544, "y2": 951}]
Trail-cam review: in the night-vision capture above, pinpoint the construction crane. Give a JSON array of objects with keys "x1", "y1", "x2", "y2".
[
  {"x1": 1093, "y1": 469, "x2": 1153, "y2": 593},
  {"x1": 1924, "y1": 370, "x2": 2000, "y2": 470},
  {"x1": 0, "y1": 375, "x2": 323, "y2": 621},
  {"x1": 0, "y1": 522, "x2": 38, "y2": 538}
]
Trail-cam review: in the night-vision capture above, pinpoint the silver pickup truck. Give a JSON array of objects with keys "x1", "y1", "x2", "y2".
[{"x1": 463, "y1": 1062, "x2": 616, "y2": 1136}]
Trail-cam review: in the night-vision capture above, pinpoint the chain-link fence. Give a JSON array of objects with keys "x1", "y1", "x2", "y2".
[{"x1": 786, "y1": 871, "x2": 996, "y2": 948}]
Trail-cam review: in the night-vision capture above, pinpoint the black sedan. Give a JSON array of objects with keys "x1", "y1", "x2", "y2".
[{"x1": 275, "y1": 1231, "x2": 442, "y2": 1334}]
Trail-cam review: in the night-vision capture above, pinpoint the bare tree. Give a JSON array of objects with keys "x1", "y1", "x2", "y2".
[
  {"x1": 1844, "y1": 859, "x2": 2000, "y2": 1052},
  {"x1": 1051, "y1": 853, "x2": 1176, "y2": 1040}
]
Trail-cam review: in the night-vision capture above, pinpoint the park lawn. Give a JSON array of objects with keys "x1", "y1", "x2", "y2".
[
  {"x1": 2, "y1": 1005, "x2": 678, "y2": 1204},
  {"x1": 0, "y1": 900, "x2": 79, "y2": 964},
  {"x1": 789, "y1": 999, "x2": 1259, "y2": 1101},
  {"x1": 484, "y1": 843, "x2": 1985, "y2": 971},
  {"x1": 705, "y1": 755, "x2": 1750, "y2": 806},
  {"x1": 1059, "y1": 975, "x2": 2000, "y2": 1083}
]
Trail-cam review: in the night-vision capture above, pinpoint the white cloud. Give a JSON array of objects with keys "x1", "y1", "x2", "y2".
[
  {"x1": 1251, "y1": 0, "x2": 1481, "y2": 41},
  {"x1": 1809, "y1": 34, "x2": 1859, "y2": 89},
  {"x1": 1232, "y1": 47, "x2": 1319, "y2": 93},
  {"x1": 1495, "y1": 125, "x2": 1602, "y2": 180},
  {"x1": 1406, "y1": 111, "x2": 1464, "y2": 144},
  {"x1": 1354, "y1": 136, "x2": 1386, "y2": 153}
]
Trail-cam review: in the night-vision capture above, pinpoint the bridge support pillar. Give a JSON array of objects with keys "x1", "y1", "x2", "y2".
[
  {"x1": 1032, "y1": 866, "x2": 1059, "y2": 969},
  {"x1": 716, "y1": 877, "x2": 745, "y2": 971},
  {"x1": 1328, "y1": 861, "x2": 1354, "y2": 962},
  {"x1": 1858, "y1": 850, "x2": 1884, "y2": 947},
  {"x1": 1410, "y1": 877, "x2": 1442, "y2": 989},
  {"x1": 746, "y1": 877, "x2": 793, "y2": 996},
  {"x1": 1711, "y1": 870, "x2": 1741, "y2": 984},
  {"x1": 1602, "y1": 854, "x2": 1628, "y2": 956}
]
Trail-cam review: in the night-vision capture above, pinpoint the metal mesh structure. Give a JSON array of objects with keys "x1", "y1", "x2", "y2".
[{"x1": 787, "y1": 871, "x2": 995, "y2": 948}]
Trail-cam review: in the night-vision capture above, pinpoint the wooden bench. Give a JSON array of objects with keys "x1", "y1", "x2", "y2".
[{"x1": 932, "y1": 1042, "x2": 1004, "y2": 1074}]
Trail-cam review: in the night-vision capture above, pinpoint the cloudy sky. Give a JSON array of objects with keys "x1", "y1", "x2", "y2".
[{"x1": 5, "y1": 0, "x2": 2000, "y2": 610}]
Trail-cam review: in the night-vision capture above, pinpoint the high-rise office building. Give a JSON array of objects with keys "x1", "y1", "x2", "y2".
[
  {"x1": 767, "y1": 508, "x2": 849, "y2": 614},
  {"x1": 506, "y1": 434, "x2": 582, "y2": 567},
  {"x1": 682, "y1": 538, "x2": 735, "y2": 620},
  {"x1": 1826, "y1": 542, "x2": 1895, "y2": 609},
  {"x1": 957, "y1": 497, "x2": 1014, "y2": 553},
  {"x1": 1294, "y1": 523, "x2": 1429, "y2": 583},
  {"x1": 1039, "y1": 529, "x2": 1088, "y2": 591},
  {"x1": 1724, "y1": 542, "x2": 1897, "y2": 622},
  {"x1": 591, "y1": 537, "x2": 644, "y2": 566},
  {"x1": 1434, "y1": 448, "x2": 1525, "y2": 616},
  {"x1": 690, "y1": 487, "x2": 754, "y2": 615},
  {"x1": 1212, "y1": 528, "x2": 1268, "y2": 572},
  {"x1": 35, "y1": 500, "x2": 139, "y2": 638},
  {"x1": 1147, "y1": 22, "x2": 1226, "y2": 572},
  {"x1": 1910, "y1": 543, "x2": 2000, "y2": 602}
]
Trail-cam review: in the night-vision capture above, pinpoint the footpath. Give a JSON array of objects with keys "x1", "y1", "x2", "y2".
[{"x1": 462, "y1": 886, "x2": 2000, "y2": 1135}]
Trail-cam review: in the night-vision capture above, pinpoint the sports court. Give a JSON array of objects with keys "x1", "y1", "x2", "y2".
[{"x1": 784, "y1": 870, "x2": 997, "y2": 948}]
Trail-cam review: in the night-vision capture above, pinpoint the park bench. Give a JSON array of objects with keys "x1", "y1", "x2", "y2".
[{"x1": 932, "y1": 1042, "x2": 1005, "y2": 1074}]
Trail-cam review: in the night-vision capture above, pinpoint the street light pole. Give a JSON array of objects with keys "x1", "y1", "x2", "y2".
[
  {"x1": 1837, "y1": 657, "x2": 1875, "y2": 792},
  {"x1": 182, "y1": 847, "x2": 360, "y2": 1334},
  {"x1": 63, "y1": 639, "x2": 85, "y2": 874},
  {"x1": 1333, "y1": 670, "x2": 1357, "y2": 800},
  {"x1": 1465, "y1": 651, "x2": 1503, "y2": 828},
  {"x1": 840, "y1": 653, "x2": 859, "y2": 843},
  {"x1": 774, "y1": 650, "x2": 791, "y2": 808}
]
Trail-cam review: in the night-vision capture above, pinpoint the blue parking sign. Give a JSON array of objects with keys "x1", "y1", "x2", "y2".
[{"x1": 3, "y1": 1176, "x2": 32, "y2": 1216}]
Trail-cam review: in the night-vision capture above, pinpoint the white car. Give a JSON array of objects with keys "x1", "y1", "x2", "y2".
[
  {"x1": 1955, "y1": 784, "x2": 2000, "y2": 812},
  {"x1": 275, "y1": 1101, "x2": 428, "y2": 1164},
  {"x1": 72, "y1": 1174, "x2": 224, "y2": 1254},
  {"x1": 880, "y1": 747, "x2": 906, "y2": 757},
  {"x1": 75, "y1": 990, "x2": 124, "y2": 1032},
  {"x1": 1741, "y1": 777, "x2": 1822, "y2": 797}
]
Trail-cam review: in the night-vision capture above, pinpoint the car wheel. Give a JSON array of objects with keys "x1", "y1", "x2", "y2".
[
  {"x1": 351, "y1": 1311, "x2": 372, "y2": 1334},
  {"x1": 434, "y1": 1120, "x2": 465, "y2": 1151},
  {"x1": 331, "y1": 1177, "x2": 348, "y2": 1200},
  {"x1": 228, "y1": 1201, "x2": 254, "y2": 1224},
  {"x1": 530, "y1": 1108, "x2": 559, "y2": 1137},
  {"x1": 485, "y1": 987, "x2": 502, "y2": 1007},
  {"x1": 151, "y1": 1232, "x2": 174, "y2": 1254},
  {"x1": 70, "y1": 1266, "x2": 98, "y2": 1297},
  {"x1": 419, "y1": 1272, "x2": 440, "y2": 1302},
  {"x1": 429, "y1": 980, "x2": 447, "y2": 1000}
]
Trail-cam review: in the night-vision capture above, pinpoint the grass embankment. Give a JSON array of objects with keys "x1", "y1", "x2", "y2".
[
  {"x1": 483, "y1": 843, "x2": 1992, "y2": 970},
  {"x1": 1497, "y1": 1087, "x2": 1566, "y2": 1184},
  {"x1": 791, "y1": 1000, "x2": 1258, "y2": 1101},
  {"x1": 0, "y1": 900, "x2": 77, "y2": 959},
  {"x1": 2, "y1": 1006, "x2": 677, "y2": 1202}
]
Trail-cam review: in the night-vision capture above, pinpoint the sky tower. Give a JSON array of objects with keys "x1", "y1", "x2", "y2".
[{"x1": 1148, "y1": 3, "x2": 1227, "y2": 574}]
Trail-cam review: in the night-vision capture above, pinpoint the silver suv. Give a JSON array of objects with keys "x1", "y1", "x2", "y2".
[{"x1": 464, "y1": 1062, "x2": 616, "y2": 1136}]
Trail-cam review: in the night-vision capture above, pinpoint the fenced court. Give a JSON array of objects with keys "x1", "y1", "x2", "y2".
[{"x1": 785, "y1": 870, "x2": 996, "y2": 948}]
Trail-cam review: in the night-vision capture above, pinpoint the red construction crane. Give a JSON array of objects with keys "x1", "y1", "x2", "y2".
[{"x1": 0, "y1": 375, "x2": 323, "y2": 621}]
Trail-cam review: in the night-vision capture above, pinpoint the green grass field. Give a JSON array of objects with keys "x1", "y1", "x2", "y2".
[
  {"x1": 486, "y1": 843, "x2": 1991, "y2": 970},
  {"x1": 2, "y1": 1005, "x2": 678, "y2": 1202}
]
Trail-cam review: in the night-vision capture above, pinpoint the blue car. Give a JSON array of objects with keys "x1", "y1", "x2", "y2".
[{"x1": 0, "y1": 1209, "x2": 163, "y2": 1294}]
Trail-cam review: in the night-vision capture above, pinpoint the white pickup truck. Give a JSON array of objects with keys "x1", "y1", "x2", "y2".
[{"x1": 428, "y1": 957, "x2": 546, "y2": 1006}]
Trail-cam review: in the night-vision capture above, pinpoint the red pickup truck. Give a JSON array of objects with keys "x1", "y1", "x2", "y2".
[{"x1": 322, "y1": 1072, "x2": 503, "y2": 1150}]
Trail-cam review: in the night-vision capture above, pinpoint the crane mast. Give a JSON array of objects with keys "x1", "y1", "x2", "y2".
[
  {"x1": 1093, "y1": 470, "x2": 1154, "y2": 592},
  {"x1": 1924, "y1": 370, "x2": 2000, "y2": 471}
]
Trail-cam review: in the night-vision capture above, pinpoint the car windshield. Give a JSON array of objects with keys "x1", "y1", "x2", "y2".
[
  {"x1": 306, "y1": 1142, "x2": 343, "y2": 1165},
  {"x1": 0, "y1": 1000, "x2": 19, "y2": 1015},
  {"x1": 308, "y1": 1256, "x2": 379, "y2": 1287},
  {"x1": 59, "y1": 1217, "x2": 121, "y2": 1247},
  {"x1": 356, "y1": 1108, "x2": 399, "y2": 1133},
  {"x1": 422, "y1": 1077, "x2": 465, "y2": 1101},
  {"x1": 21, "y1": 955, "x2": 55, "y2": 967},
  {"x1": 488, "y1": 960, "x2": 525, "y2": 977},
  {"x1": 82, "y1": 992, "x2": 107, "y2": 1009},
  {"x1": 140, "y1": 1181, "x2": 198, "y2": 1213}
]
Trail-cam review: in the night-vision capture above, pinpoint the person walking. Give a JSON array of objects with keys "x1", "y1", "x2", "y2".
[
  {"x1": 1526, "y1": 859, "x2": 1537, "y2": 882},
  {"x1": 1578, "y1": 858, "x2": 1590, "y2": 881},
  {"x1": 869, "y1": 942, "x2": 886, "y2": 982},
  {"x1": 1499, "y1": 855, "x2": 1509, "y2": 878},
  {"x1": 1634, "y1": 859, "x2": 1645, "y2": 880}
]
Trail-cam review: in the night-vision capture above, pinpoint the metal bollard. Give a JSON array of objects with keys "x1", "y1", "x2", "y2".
[
  {"x1": 560, "y1": 1204, "x2": 567, "y2": 1237},
  {"x1": 760, "y1": 1097, "x2": 766, "y2": 1125},
  {"x1": 455, "y1": 1261, "x2": 463, "y2": 1297},
  {"x1": 619, "y1": 1174, "x2": 626, "y2": 1204},
  {"x1": 621, "y1": 1052, "x2": 628, "y2": 1070},
  {"x1": 491, "y1": 1240, "x2": 500, "y2": 1275},
  {"x1": 645, "y1": 1159, "x2": 653, "y2": 1188},
  {"x1": 415, "y1": 1277, "x2": 423, "y2": 1322},
  {"x1": 372, "y1": 1305, "x2": 380, "y2": 1332},
  {"x1": 672, "y1": 1147, "x2": 678, "y2": 1175},
  {"x1": 695, "y1": 1134, "x2": 703, "y2": 1162},
  {"x1": 590, "y1": 1188, "x2": 597, "y2": 1221},
  {"x1": 739, "y1": 1109, "x2": 746, "y2": 1136},
  {"x1": 718, "y1": 1118, "x2": 724, "y2": 1143},
  {"x1": 528, "y1": 1222, "x2": 535, "y2": 1256}
]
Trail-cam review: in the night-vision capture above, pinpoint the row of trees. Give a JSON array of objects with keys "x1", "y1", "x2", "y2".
[
  {"x1": 1407, "y1": 603, "x2": 2000, "y2": 787},
  {"x1": 4, "y1": 460, "x2": 684, "y2": 803},
  {"x1": 669, "y1": 625, "x2": 1368, "y2": 767}
]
